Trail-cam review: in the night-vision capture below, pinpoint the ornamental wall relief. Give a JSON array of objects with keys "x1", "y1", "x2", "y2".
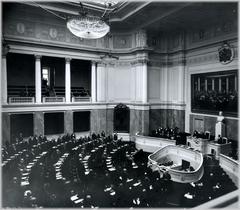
[
  {"x1": 49, "y1": 28, "x2": 58, "y2": 39},
  {"x1": 16, "y1": 23, "x2": 25, "y2": 34},
  {"x1": 218, "y1": 42, "x2": 234, "y2": 64}
]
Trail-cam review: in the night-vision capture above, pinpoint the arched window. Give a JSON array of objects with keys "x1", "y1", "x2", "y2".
[{"x1": 114, "y1": 103, "x2": 130, "y2": 133}]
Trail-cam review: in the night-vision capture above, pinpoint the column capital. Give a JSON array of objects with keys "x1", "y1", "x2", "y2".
[
  {"x1": 97, "y1": 61, "x2": 107, "y2": 67},
  {"x1": 65, "y1": 57, "x2": 72, "y2": 63},
  {"x1": 91, "y1": 60, "x2": 97, "y2": 65},
  {"x1": 2, "y1": 43, "x2": 10, "y2": 57},
  {"x1": 35, "y1": 54, "x2": 42, "y2": 60}
]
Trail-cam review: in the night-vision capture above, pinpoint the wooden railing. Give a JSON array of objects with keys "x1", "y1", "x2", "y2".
[
  {"x1": 135, "y1": 135, "x2": 176, "y2": 153},
  {"x1": 219, "y1": 154, "x2": 239, "y2": 186},
  {"x1": 192, "y1": 190, "x2": 239, "y2": 209},
  {"x1": 8, "y1": 97, "x2": 35, "y2": 104},
  {"x1": 148, "y1": 145, "x2": 204, "y2": 183}
]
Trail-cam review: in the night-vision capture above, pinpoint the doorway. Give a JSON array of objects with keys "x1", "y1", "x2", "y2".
[{"x1": 114, "y1": 103, "x2": 130, "y2": 133}]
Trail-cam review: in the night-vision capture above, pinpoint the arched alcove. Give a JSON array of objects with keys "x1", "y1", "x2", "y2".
[{"x1": 114, "y1": 103, "x2": 130, "y2": 133}]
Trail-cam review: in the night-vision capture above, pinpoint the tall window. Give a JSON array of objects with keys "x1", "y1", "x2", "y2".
[{"x1": 42, "y1": 67, "x2": 50, "y2": 86}]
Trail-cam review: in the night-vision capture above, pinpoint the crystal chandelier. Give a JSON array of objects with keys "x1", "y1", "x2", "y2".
[
  {"x1": 67, "y1": 15, "x2": 110, "y2": 39},
  {"x1": 93, "y1": 0, "x2": 119, "y2": 7},
  {"x1": 66, "y1": 1, "x2": 120, "y2": 39},
  {"x1": 32, "y1": 1, "x2": 120, "y2": 39}
]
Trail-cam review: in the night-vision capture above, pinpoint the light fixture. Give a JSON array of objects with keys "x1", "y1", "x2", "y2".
[
  {"x1": 93, "y1": 0, "x2": 119, "y2": 7},
  {"x1": 66, "y1": 1, "x2": 121, "y2": 39},
  {"x1": 67, "y1": 15, "x2": 110, "y2": 39},
  {"x1": 32, "y1": 1, "x2": 121, "y2": 39}
]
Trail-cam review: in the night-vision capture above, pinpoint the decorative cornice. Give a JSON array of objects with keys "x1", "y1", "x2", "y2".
[
  {"x1": 131, "y1": 58, "x2": 148, "y2": 66},
  {"x1": 5, "y1": 36, "x2": 153, "y2": 57},
  {"x1": 148, "y1": 60, "x2": 166, "y2": 67}
]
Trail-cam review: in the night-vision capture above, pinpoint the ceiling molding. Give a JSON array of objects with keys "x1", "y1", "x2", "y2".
[
  {"x1": 136, "y1": 2, "x2": 192, "y2": 30},
  {"x1": 111, "y1": 1, "x2": 152, "y2": 22},
  {"x1": 21, "y1": 2, "x2": 79, "y2": 16},
  {"x1": 20, "y1": 1, "x2": 152, "y2": 23}
]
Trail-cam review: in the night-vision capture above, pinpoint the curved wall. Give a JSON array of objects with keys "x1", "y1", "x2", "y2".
[
  {"x1": 219, "y1": 154, "x2": 239, "y2": 186},
  {"x1": 148, "y1": 145, "x2": 204, "y2": 183},
  {"x1": 134, "y1": 135, "x2": 176, "y2": 153}
]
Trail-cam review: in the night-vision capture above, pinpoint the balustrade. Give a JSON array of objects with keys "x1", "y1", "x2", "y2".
[
  {"x1": 8, "y1": 97, "x2": 35, "y2": 104},
  {"x1": 42, "y1": 96, "x2": 65, "y2": 103},
  {"x1": 72, "y1": 96, "x2": 91, "y2": 102}
]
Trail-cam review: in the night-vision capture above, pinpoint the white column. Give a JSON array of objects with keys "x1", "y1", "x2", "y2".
[
  {"x1": 96, "y1": 63, "x2": 106, "y2": 102},
  {"x1": 234, "y1": 75, "x2": 237, "y2": 91},
  {"x1": 130, "y1": 64, "x2": 136, "y2": 102},
  {"x1": 35, "y1": 55, "x2": 42, "y2": 103},
  {"x1": 204, "y1": 79, "x2": 207, "y2": 91},
  {"x1": 163, "y1": 65, "x2": 168, "y2": 102},
  {"x1": 197, "y1": 77, "x2": 200, "y2": 91},
  {"x1": 212, "y1": 78, "x2": 215, "y2": 91},
  {"x1": 1, "y1": 55, "x2": 8, "y2": 104},
  {"x1": 91, "y1": 61, "x2": 97, "y2": 102},
  {"x1": 65, "y1": 58, "x2": 71, "y2": 103},
  {"x1": 142, "y1": 60, "x2": 148, "y2": 103},
  {"x1": 226, "y1": 77, "x2": 229, "y2": 93},
  {"x1": 219, "y1": 78, "x2": 222, "y2": 92}
]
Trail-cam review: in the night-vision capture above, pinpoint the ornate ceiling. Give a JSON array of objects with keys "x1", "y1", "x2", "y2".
[{"x1": 4, "y1": 1, "x2": 238, "y2": 33}]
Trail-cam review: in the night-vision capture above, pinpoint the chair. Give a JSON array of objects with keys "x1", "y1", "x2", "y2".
[
  {"x1": 222, "y1": 137, "x2": 228, "y2": 144},
  {"x1": 205, "y1": 131, "x2": 211, "y2": 140}
]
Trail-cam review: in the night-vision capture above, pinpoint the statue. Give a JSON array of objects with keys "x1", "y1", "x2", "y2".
[{"x1": 215, "y1": 111, "x2": 226, "y2": 139}]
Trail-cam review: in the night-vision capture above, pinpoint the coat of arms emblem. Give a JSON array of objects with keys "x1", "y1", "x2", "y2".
[{"x1": 218, "y1": 42, "x2": 234, "y2": 64}]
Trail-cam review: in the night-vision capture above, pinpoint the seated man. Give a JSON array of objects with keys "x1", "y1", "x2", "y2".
[
  {"x1": 101, "y1": 130, "x2": 106, "y2": 137},
  {"x1": 49, "y1": 87, "x2": 56, "y2": 97}
]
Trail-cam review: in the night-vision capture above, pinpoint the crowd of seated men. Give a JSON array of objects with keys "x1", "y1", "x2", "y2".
[
  {"x1": 150, "y1": 127, "x2": 191, "y2": 145},
  {"x1": 213, "y1": 135, "x2": 229, "y2": 144},
  {"x1": 1, "y1": 131, "x2": 238, "y2": 208},
  {"x1": 192, "y1": 130, "x2": 238, "y2": 160},
  {"x1": 192, "y1": 130, "x2": 215, "y2": 140},
  {"x1": 44, "y1": 86, "x2": 57, "y2": 97},
  {"x1": 2, "y1": 132, "x2": 105, "y2": 207},
  {"x1": 19, "y1": 86, "x2": 34, "y2": 97}
]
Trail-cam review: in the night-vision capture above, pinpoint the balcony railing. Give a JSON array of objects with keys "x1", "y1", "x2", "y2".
[
  {"x1": 8, "y1": 97, "x2": 35, "y2": 104},
  {"x1": 6, "y1": 96, "x2": 92, "y2": 104},
  {"x1": 43, "y1": 97, "x2": 65, "y2": 103},
  {"x1": 72, "y1": 96, "x2": 91, "y2": 102}
]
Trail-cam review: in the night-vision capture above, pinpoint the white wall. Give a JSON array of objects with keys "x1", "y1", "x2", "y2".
[
  {"x1": 107, "y1": 64, "x2": 132, "y2": 102},
  {"x1": 96, "y1": 61, "x2": 148, "y2": 103},
  {"x1": 148, "y1": 64, "x2": 185, "y2": 104}
]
